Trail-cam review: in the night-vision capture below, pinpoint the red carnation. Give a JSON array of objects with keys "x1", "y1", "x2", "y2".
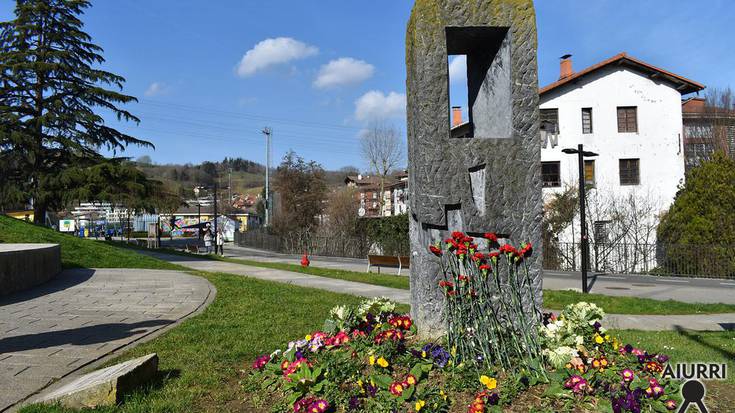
[
  {"x1": 429, "y1": 245, "x2": 442, "y2": 256},
  {"x1": 483, "y1": 232, "x2": 498, "y2": 242}
]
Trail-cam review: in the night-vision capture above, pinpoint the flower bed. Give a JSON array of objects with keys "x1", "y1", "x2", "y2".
[
  {"x1": 242, "y1": 297, "x2": 681, "y2": 412},
  {"x1": 242, "y1": 233, "x2": 683, "y2": 412}
]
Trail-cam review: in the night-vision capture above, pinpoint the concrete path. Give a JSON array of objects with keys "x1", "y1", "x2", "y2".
[
  {"x1": 145, "y1": 250, "x2": 735, "y2": 332},
  {"x1": 147, "y1": 251, "x2": 410, "y2": 304},
  {"x1": 0, "y1": 268, "x2": 214, "y2": 412},
  {"x1": 213, "y1": 243, "x2": 735, "y2": 305}
]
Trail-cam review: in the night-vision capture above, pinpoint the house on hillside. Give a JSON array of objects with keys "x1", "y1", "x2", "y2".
[
  {"x1": 344, "y1": 172, "x2": 408, "y2": 217},
  {"x1": 538, "y1": 53, "x2": 704, "y2": 247}
]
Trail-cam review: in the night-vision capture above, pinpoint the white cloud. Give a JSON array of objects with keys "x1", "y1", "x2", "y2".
[
  {"x1": 236, "y1": 37, "x2": 318, "y2": 77},
  {"x1": 144, "y1": 82, "x2": 167, "y2": 97},
  {"x1": 354, "y1": 91, "x2": 406, "y2": 122},
  {"x1": 448, "y1": 55, "x2": 467, "y2": 85},
  {"x1": 313, "y1": 57, "x2": 375, "y2": 89}
]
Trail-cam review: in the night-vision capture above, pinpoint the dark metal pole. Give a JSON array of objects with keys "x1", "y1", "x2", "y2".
[
  {"x1": 578, "y1": 143, "x2": 589, "y2": 293},
  {"x1": 197, "y1": 203, "x2": 201, "y2": 240},
  {"x1": 213, "y1": 183, "x2": 218, "y2": 241}
]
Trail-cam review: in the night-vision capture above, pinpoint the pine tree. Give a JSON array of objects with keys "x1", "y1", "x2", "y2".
[{"x1": 0, "y1": 0, "x2": 151, "y2": 224}]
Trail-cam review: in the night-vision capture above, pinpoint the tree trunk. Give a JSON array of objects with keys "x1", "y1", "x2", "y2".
[{"x1": 33, "y1": 202, "x2": 47, "y2": 226}]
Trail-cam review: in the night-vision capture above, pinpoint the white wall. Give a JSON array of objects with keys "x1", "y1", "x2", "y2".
[{"x1": 540, "y1": 66, "x2": 686, "y2": 228}]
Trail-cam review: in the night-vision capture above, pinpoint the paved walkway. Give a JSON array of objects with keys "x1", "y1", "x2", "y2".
[
  {"x1": 146, "y1": 250, "x2": 735, "y2": 332},
  {"x1": 0, "y1": 268, "x2": 214, "y2": 412},
  {"x1": 147, "y1": 252, "x2": 410, "y2": 304}
]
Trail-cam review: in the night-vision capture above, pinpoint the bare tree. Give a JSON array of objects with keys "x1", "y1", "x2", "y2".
[
  {"x1": 705, "y1": 86, "x2": 735, "y2": 159},
  {"x1": 360, "y1": 123, "x2": 404, "y2": 215},
  {"x1": 322, "y1": 187, "x2": 360, "y2": 237}
]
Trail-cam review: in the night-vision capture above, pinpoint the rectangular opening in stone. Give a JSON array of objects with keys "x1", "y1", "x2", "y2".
[
  {"x1": 468, "y1": 164, "x2": 486, "y2": 216},
  {"x1": 448, "y1": 55, "x2": 470, "y2": 137},
  {"x1": 446, "y1": 26, "x2": 512, "y2": 139}
]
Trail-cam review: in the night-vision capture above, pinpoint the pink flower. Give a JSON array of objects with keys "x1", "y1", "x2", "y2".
[
  {"x1": 251, "y1": 354, "x2": 270, "y2": 370},
  {"x1": 621, "y1": 369, "x2": 635, "y2": 382}
]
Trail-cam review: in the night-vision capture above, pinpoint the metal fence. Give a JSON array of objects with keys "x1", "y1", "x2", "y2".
[
  {"x1": 543, "y1": 242, "x2": 735, "y2": 279},
  {"x1": 235, "y1": 230, "x2": 373, "y2": 259}
]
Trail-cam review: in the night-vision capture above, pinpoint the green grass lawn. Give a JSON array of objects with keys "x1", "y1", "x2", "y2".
[
  {"x1": 20, "y1": 272, "x2": 409, "y2": 413},
  {"x1": 195, "y1": 253, "x2": 735, "y2": 316},
  {"x1": 0, "y1": 216, "x2": 181, "y2": 270},
  {"x1": 19, "y1": 268, "x2": 733, "y2": 412}
]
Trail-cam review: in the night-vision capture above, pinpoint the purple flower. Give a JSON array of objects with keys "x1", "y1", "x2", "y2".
[
  {"x1": 657, "y1": 354, "x2": 669, "y2": 364},
  {"x1": 364, "y1": 382, "x2": 378, "y2": 397},
  {"x1": 593, "y1": 321, "x2": 602, "y2": 331},
  {"x1": 624, "y1": 344, "x2": 634, "y2": 353},
  {"x1": 348, "y1": 396, "x2": 362, "y2": 410},
  {"x1": 487, "y1": 392, "x2": 500, "y2": 405}
]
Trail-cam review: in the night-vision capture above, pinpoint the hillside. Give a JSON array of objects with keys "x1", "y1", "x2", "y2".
[
  {"x1": 136, "y1": 157, "x2": 357, "y2": 196},
  {"x1": 0, "y1": 216, "x2": 180, "y2": 270}
]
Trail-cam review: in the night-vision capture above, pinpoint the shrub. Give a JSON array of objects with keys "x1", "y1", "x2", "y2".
[{"x1": 657, "y1": 152, "x2": 735, "y2": 276}]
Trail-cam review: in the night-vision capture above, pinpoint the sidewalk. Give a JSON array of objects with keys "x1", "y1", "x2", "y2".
[
  {"x1": 146, "y1": 250, "x2": 735, "y2": 332},
  {"x1": 0, "y1": 268, "x2": 214, "y2": 412}
]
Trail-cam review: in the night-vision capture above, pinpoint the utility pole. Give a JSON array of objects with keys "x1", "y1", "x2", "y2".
[
  {"x1": 213, "y1": 182, "x2": 218, "y2": 239},
  {"x1": 228, "y1": 167, "x2": 232, "y2": 205},
  {"x1": 261, "y1": 127, "x2": 272, "y2": 228}
]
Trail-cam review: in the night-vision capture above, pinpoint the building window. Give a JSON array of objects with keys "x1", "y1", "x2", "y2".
[
  {"x1": 619, "y1": 158, "x2": 640, "y2": 185},
  {"x1": 584, "y1": 160, "x2": 595, "y2": 186},
  {"x1": 540, "y1": 108, "x2": 559, "y2": 134},
  {"x1": 594, "y1": 220, "x2": 611, "y2": 244},
  {"x1": 541, "y1": 161, "x2": 561, "y2": 188},
  {"x1": 617, "y1": 106, "x2": 638, "y2": 133},
  {"x1": 372, "y1": 192, "x2": 377, "y2": 199},
  {"x1": 582, "y1": 108, "x2": 593, "y2": 134}
]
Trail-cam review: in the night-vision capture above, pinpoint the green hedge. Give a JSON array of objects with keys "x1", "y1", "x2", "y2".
[{"x1": 358, "y1": 214, "x2": 409, "y2": 256}]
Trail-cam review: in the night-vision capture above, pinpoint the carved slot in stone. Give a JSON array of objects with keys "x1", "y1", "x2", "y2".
[
  {"x1": 468, "y1": 164, "x2": 486, "y2": 216},
  {"x1": 446, "y1": 26, "x2": 512, "y2": 139}
]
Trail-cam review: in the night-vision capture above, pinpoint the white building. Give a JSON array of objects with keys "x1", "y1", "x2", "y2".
[{"x1": 539, "y1": 53, "x2": 704, "y2": 243}]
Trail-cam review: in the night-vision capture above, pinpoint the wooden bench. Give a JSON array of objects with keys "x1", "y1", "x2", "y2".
[{"x1": 367, "y1": 255, "x2": 411, "y2": 275}]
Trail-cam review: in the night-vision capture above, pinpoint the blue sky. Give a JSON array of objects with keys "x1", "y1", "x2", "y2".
[{"x1": 2, "y1": 1, "x2": 733, "y2": 170}]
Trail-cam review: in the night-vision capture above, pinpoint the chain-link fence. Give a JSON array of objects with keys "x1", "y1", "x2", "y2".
[
  {"x1": 543, "y1": 242, "x2": 735, "y2": 279},
  {"x1": 235, "y1": 230, "x2": 374, "y2": 259}
]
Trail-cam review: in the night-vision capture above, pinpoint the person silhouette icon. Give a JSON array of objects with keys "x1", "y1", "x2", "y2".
[{"x1": 678, "y1": 380, "x2": 708, "y2": 413}]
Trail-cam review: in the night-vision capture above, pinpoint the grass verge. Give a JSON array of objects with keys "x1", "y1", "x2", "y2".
[
  {"x1": 181, "y1": 251, "x2": 735, "y2": 315},
  {"x1": 0, "y1": 216, "x2": 181, "y2": 270}
]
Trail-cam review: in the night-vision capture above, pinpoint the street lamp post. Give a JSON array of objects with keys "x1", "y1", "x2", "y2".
[{"x1": 562, "y1": 144, "x2": 598, "y2": 294}]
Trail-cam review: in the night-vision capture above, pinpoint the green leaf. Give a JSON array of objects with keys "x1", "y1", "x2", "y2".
[{"x1": 372, "y1": 374, "x2": 393, "y2": 389}]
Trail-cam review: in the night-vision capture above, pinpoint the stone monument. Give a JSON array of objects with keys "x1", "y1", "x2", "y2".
[{"x1": 406, "y1": 0, "x2": 542, "y2": 333}]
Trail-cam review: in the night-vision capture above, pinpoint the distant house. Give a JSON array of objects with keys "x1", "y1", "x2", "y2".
[
  {"x1": 539, "y1": 53, "x2": 704, "y2": 211},
  {"x1": 682, "y1": 97, "x2": 735, "y2": 172},
  {"x1": 344, "y1": 172, "x2": 408, "y2": 217}
]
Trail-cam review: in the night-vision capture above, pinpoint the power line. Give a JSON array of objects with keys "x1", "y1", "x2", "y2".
[{"x1": 137, "y1": 99, "x2": 364, "y2": 132}]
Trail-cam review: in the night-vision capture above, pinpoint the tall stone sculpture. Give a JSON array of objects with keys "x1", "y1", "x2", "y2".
[{"x1": 406, "y1": 0, "x2": 542, "y2": 334}]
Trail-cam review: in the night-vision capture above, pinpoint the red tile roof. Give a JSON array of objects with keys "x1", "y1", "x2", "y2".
[{"x1": 540, "y1": 52, "x2": 705, "y2": 96}]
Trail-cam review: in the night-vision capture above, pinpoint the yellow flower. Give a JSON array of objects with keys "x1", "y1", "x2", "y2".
[
  {"x1": 594, "y1": 334, "x2": 604, "y2": 344},
  {"x1": 480, "y1": 375, "x2": 497, "y2": 390},
  {"x1": 415, "y1": 400, "x2": 426, "y2": 411},
  {"x1": 369, "y1": 355, "x2": 376, "y2": 365},
  {"x1": 305, "y1": 334, "x2": 312, "y2": 341},
  {"x1": 377, "y1": 357, "x2": 389, "y2": 368},
  {"x1": 604, "y1": 334, "x2": 611, "y2": 342},
  {"x1": 421, "y1": 351, "x2": 427, "y2": 358},
  {"x1": 440, "y1": 390, "x2": 447, "y2": 401}
]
